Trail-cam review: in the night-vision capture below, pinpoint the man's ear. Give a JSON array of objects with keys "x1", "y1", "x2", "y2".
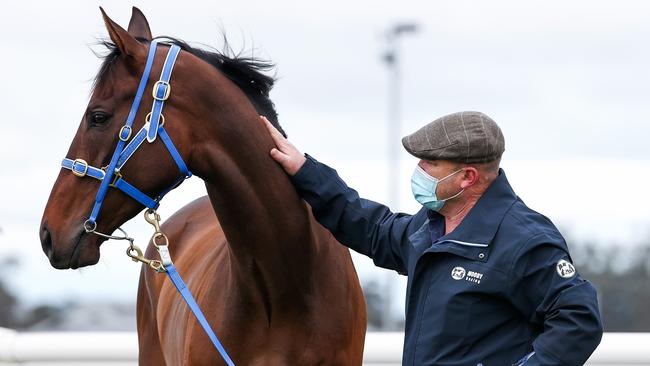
[
  {"x1": 127, "y1": 7, "x2": 152, "y2": 41},
  {"x1": 100, "y1": 7, "x2": 147, "y2": 59},
  {"x1": 460, "y1": 167, "x2": 480, "y2": 189}
]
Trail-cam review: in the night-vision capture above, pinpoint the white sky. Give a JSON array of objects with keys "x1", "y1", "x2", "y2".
[{"x1": 1, "y1": 1, "x2": 649, "y2": 311}]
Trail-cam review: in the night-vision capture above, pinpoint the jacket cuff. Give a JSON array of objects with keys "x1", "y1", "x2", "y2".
[
  {"x1": 290, "y1": 153, "x2": 319, "y2": 185},
  {"x1": 523, "y1": 343, "x2": 565, "y2": 366}
]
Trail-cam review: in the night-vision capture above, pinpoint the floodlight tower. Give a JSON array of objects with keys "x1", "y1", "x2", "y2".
[
  {"x1": 380, "y1": 22, "x2": 419, "y2": 330},
  {"x1": 382, "y1": 23, "x2": 419, "y2": 212}
]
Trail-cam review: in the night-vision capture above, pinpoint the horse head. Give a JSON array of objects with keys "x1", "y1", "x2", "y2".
[
  {"x1": 39, "y1": 8, "x2": 198, "y2": 269},
  {"x1": 40, "y1": 6, "x2": 287, "y2": 270}
]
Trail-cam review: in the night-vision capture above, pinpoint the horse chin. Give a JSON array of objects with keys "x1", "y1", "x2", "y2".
[
  {"x1": 49, "y1": 230, "x2": 102, "y2": 270},
  {"x1": 69, "y1": 242, "x2": 101, "y2": 269}
]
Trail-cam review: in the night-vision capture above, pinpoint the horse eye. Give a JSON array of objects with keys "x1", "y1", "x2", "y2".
[{"x1": 89, "y1": 111, "x2": 110, "y2": 126}]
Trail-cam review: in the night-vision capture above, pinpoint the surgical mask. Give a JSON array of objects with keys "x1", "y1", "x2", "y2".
[{"x1": 410, "y1": 165, "x2": 464, "y2": 212}]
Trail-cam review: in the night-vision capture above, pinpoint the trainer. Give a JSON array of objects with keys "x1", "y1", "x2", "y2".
[{"x1": 261, "y1": 111, "x2": 602, "y2": 365}]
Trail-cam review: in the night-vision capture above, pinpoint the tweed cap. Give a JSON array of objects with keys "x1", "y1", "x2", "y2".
[{"x1": 401, "y1": 111, "x2": 505, "y2": 164}]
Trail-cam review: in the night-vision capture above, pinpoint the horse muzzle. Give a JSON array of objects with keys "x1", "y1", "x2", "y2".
[{"x1": 40, "y1": 221, "x2": 100, "y2": 269}]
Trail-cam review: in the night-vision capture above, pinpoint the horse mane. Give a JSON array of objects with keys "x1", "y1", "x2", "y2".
[{"x1": 94, "y1": 36, "x2": 287, "y2": 137}]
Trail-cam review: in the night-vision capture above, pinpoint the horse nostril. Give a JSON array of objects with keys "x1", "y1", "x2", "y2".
[{"x1": 40, "y1": 223, "x2": 53, "y2": 257}]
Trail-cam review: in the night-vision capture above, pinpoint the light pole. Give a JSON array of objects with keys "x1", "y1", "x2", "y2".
[
  {"x1": 380, "y1": 22, "x2": 419, "y2": 330},
  {"x1": 383, "y1": 23, "x2": 418, "y2": 211}
]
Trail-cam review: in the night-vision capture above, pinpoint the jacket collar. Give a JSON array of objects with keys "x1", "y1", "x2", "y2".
[{"x1": 426, "y1": 168, "x2": 517, "y2": 247}]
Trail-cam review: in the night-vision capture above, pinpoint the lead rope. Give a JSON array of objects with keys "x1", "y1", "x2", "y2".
[{"x1": 126, "y1": 209, "x2": 235, "y2": 366}]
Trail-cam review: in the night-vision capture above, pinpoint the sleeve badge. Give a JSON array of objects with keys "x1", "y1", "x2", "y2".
[{"x1": 556, "y1": 259, "x2": 576, "y2": 279}]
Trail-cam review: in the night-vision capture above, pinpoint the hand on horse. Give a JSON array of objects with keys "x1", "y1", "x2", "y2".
[{"x1": 261, "y1": 115, "x2": 306, "y2": 175}]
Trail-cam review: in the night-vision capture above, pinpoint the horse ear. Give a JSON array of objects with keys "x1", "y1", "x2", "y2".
[
  {"x1": 127, "y1": 7, "x2": 152, "y2": 41},
  {"x1": 100, "y1": 7, "x2": 146, "y2": 58}
]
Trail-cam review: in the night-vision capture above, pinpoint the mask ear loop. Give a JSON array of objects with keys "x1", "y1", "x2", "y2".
[
  {"x1": 441, "y1": 187, "x2": 465, "y2": 202},
  {"x1": 438, "y1": 168, "x2": 465, "y2": 183},
  {"x1": 437, "y1": 168, "x2": 466, "y2": 202}
]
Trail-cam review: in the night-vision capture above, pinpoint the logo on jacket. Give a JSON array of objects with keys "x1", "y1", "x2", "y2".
[
  {"x1": 451, "y1": 266, "x2": 484, "y2": 284},
  {"x1": 451, "y1": 267, "x2": 466, "y2": 280},
  {"x1": 556, "y1": 259, "x2": 576, "y2": 278}
]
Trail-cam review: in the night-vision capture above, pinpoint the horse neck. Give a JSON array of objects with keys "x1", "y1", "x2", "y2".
[{"x1": 185, "y1": 79, "x2": 319, "y2": 297}]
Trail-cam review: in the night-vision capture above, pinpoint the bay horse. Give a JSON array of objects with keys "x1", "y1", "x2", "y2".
[{"x1": 39, "y1": 7, "x2": 366, "y2": 365}]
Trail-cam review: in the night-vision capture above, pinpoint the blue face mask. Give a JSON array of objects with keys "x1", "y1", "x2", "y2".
[{"x1": 410, "y1": 165, "x2": 464, "y2": 212}]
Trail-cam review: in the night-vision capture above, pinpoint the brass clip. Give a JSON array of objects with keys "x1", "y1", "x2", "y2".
[
  {"x1": 144, "y1": 209, "x2": 163, "y2": 234},
  {"x1": 126, "y1": 244, "x2": 165, "y2": 272}
]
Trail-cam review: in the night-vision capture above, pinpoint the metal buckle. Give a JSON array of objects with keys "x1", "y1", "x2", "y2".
[
  {"x1": 110, "y1": 170, "x2": 123, "y2": 187},
  {"x1": 152, "y1": 81, "x2": 171, "y2": 101},
  {"x1": 72, "y1": 159, "x2": 89, "y2": 177},
  {"x1": 100, "y1": 166, "x2": 123, "y2": 187},
  {"x1": 145, "y1": 112, "x2": 165, "y2": 127},
  {"x1": 119, "y1": 125, "x2": 132, "y2": 141}
]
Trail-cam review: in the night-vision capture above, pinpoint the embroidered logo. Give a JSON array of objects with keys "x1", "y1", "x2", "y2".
[
  {"x1": 465, "y1": 270, "x2": 483, "y2": 284},
  {"x1": 556, "y1": 259, "x2": 576, "y2": 279},
  {"x1": 451, "y1": 266, "x2": 484, "y2": 284},
  {"x1": 451, "y1": 267, "x2": 466, "y2": 280}
]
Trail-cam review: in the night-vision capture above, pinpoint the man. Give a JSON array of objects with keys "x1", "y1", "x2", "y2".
[{"x1": 261, "y1": 111, "x2": 602, "y2": 365}]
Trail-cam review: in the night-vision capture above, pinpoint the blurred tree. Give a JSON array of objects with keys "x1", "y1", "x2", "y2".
[
  {"x1": 0, "y1": 257, "x2": 19, "y2": 328},
  {"x1": 571, "y1": 241, "x2": 650, "y2": 331},
  {"x1": 362, "y1": 280, "x2": 385, "y2": 330},
  {"x1": 20, "y1": 305, "x2": 63, "y2": 330}
]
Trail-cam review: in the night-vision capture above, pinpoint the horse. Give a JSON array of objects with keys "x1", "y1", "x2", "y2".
[{"x1": 39, "y1": 7, "x2": 366, "y2": 365}]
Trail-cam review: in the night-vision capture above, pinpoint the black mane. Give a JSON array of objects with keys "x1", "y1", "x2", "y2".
[{"x1": 94, "y1": 36, "x2": 286, "y2": 137}]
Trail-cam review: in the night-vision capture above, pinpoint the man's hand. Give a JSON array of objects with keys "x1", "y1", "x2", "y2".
[{"x1": 261, "y1": 116, "x2": 306, "y2": 175}]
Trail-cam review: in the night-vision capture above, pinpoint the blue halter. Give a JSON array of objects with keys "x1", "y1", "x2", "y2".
[
  {"x1": 62, "y1": 40, "x2": 190, "y2": 228},
  {"x1": 61, "y1": 40, "x2": 235, "y2": 366}
]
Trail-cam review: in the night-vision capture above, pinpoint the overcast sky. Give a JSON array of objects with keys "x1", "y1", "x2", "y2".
[{"x1": 1, "y1": 1, "x2": 649, "y2": 310}]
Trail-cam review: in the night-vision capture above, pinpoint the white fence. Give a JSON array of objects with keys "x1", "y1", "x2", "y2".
[{"x1": 0, "y1": 329, "x2": 649, "y2": 365}]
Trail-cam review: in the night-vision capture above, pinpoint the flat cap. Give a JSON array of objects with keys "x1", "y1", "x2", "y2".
[{"x1": 401, "y1": 111, "x2": 505, "y2": 164}]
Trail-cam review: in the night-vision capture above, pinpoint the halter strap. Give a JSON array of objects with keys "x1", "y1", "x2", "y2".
[
  {"x1": 61, "y1": 157, "x2": 159, "y2": 210},
  {"x1": 61, "y1": 159, "x2": 105, "y2": 180},
  {"x1": 89, "y1": 40, "x2": 160, "y2": 224},
  {"x1": 146, "y1": 45, "x2": 180, "y2": 142}
]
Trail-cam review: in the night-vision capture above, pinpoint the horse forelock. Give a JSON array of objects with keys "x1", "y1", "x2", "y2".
[{"x1": 93, "y1": 36, "x2": 287, "y2": 137}]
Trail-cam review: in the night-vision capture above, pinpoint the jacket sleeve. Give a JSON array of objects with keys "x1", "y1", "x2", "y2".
[
  {"x1": 289, "y1": 154, "x2": 427, "y2": 274},
  {"x1": 509, "y1": 234, "x2": 603, "y2": 366}
]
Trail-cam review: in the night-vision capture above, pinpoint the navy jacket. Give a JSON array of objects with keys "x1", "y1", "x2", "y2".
[{"x1": 291, "y1": 155, "x2": 603, "y2": 366}]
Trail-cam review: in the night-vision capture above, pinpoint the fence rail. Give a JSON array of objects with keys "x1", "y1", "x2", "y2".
[{"x1": 1, "y1": 329, "x2": 649, "y2": 365}]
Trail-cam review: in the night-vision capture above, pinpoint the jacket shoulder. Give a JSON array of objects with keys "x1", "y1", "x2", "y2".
[
  {"x1": 501, "y1": 198, "x2": 567, "y2": 250},
  {"x1": 492, "y1": 199, "x2": 575, "y2": 278}
]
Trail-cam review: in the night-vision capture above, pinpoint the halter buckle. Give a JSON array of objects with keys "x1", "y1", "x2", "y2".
[
  {"x1": 119, "y1": 125, "x2": 132, "y2": 141},
  {"x1": 72, "y1": 159, "x2": 89, "y2": 177},
  {"x1": 152, "y1": 81, "x2": 171, "y2": 101}
]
